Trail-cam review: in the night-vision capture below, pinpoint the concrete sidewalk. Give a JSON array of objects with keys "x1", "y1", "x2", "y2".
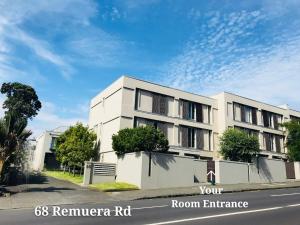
[
  {"x1": 109, "y1": 180, "x2": 300, "y2": 201},
  {"x1": 0, "y1": 175, "x2": 114, "y2": 210}
]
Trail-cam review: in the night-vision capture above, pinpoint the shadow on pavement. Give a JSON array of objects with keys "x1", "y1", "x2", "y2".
[
  {"x1": 1, "y1": 172, "x2": 59, "y2": 195},
  {"x1": 22, "y1": 186, "x2": 74, "y2": 193}
]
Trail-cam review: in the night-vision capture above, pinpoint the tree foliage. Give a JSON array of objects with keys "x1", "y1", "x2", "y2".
[
  {"x1": 112, "y1": 126, "x2": 169, "y2": 156},
  {"x1": 0, "y1": 112, "x2": 32, "y2": 181},
  {"x1": 1, "y1": 82, "x2": 42, "y2": 120},
  {"x1": 55, "y1": 123, "x2": 97, "y2": 167},
  {"x1": 282, "y1": 120, "x2": 300, "y2": 161},
  {"x1": 220, "y1": 128, "x2": 260, "y2": 163}
]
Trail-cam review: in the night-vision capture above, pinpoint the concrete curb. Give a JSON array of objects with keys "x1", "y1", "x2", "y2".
[{"x1": 132, "y1": 184, "x2": 300, "y2": 200}]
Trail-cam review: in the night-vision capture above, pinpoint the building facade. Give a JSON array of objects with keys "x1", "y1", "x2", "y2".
[
  {"x1": 89, "y1": 76, "x2": 300, "y2": 163},
  {"x1": 31, "y1": 127, "x2": 67, "y2": 171}
]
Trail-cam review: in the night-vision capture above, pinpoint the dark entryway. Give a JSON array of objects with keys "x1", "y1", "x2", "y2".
[
  {"x1": 44, "y1": 153, "x2": 60, "y2": 170},
  {"x1": 285, "y1": 161, "x2": 295, "y2": 179},
  {"x1": 207, "y1": 160, "x2": 215, "y2": 182}
]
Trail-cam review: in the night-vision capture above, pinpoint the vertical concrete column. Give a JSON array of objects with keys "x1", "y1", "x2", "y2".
[
  {"x1": 258, "y1": 133, "x2": 264, "y2": 151},
  {"x1": 83, "y1": 161, "x2": 93, "y2": 186},
  {"x1": 294, "y1": 162, "x2": 300, "y2": 180},
  {"x1": 214, "y1": 160, "x2": 220, "y2": 184},
  {"x1": 174, "y1": 98, "x2": 179, "y2": 117},
  {"x1": 174, "y1": 125, "x2": 179, "y2": 146},
  {"x1": 257, "y1": 109, "x2": 262, "y2": 126}
]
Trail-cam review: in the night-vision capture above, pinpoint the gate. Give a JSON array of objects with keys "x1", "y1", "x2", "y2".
[
  {"x1": 207, "y1": 160, "x2": 215, "y2": 182},
  {"x1": 285, "y1": 162, "x2": 295, "y2": 179}
]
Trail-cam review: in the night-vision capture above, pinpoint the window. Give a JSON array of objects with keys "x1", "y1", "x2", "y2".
[
  {"x1": 188, "y1": 102, "x2": 195, "y2": 120},
  {"x1": 244, "y1": 107, "x2": 252, "y2": 123},
  {"x1": 181, "y1": 99, "x2": 210, "y2": 124},
  {"x1": 135, "y1": 89, "x2": 171, "y2": 115},
  {"x1": 290, "y1": 115, "x2": 300, "y2": 121},
  {"x1": 196, "y1": 129, "x2": 211, "y2": 150},
  {"x1": 264, "y1": 133, "x2": 283, "y2": 153},
  {"x1": 188, "y1": 127, "x2": 195, "y2": 148},
  {"x1": 264, "y1": 133, "x2": 274, "y2": 151},
  {"x1": 262, "y1": 110, "x2": 282, "y2": 130},
  {"x1": 233, "y1": 103, "x2": 257, "y2": 125},
  {"x1": 152, "y1": 92, "x2": 169, "y2": 115},
  {"x1": 274, "y1": 135, "x2": 283, "y2": 153},
  {"x1": 180, "y1": 125, "x2": 210, "y2": 150},
  {"x1": 50, "y1": 137, "x2": 57, "y2": 150}
]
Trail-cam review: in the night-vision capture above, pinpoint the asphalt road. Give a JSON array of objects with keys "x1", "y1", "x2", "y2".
[{"x1": 1, "y1": 187, "x2": 300, "y2": 225}]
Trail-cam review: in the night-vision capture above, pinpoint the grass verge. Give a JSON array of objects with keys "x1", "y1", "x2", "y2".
[
  {"x1": 43, "y1": 170, "x2": 83, "y2": 185},
  {"x1": 89, "y1": 182, "x2": 139, "y2": 192}
]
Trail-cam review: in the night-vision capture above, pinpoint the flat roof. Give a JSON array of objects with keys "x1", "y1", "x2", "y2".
[
  {"x1": 123, "y1": 75, "x2": 216, "y2": 100},
  {"x1": 222, "y1": 91, "x2": 300, "y2": 114},
  {"x1": 96, "y1": 75, "x2": 300, "y2": 114}
]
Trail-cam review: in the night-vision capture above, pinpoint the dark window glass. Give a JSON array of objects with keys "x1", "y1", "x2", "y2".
[
  {"x1": 188, "y1": 102, "x2": 195, "y2": 120},
  {"x1": 50, "y1": 137, "x2": 57, "y2": 150},
  {"x1": 188, "y1": 127, "x2": 195, "y2": 148}
]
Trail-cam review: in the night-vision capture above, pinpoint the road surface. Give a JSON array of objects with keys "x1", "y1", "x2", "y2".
[{"x1": 1, "y1": 187, "x2": 300, "y2": 225}]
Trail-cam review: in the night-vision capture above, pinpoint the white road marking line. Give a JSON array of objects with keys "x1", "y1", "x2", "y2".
[
  {"x1": 143, "y1": 204, "x2": 300, "y2": 225},
  {"x1": 109, "y1": 205, "x2": 169, "y2": 212},
  {"x1": 287, "y1": 203, "x2": 300, "y2": 207},
  {"x1": 132, "y1": 205, "x2": 169, "y2": 210},
  {"x1": 271, "y1": 193, "x2": 300, "y2": 197}
]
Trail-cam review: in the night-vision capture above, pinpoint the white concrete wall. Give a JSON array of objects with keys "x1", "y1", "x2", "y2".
[
  {"x1": 215, "y1": 160, "x2": 249, "y2": 184},
  {"x1": 294, "y1": 162, "x2": 300, "y2": 180},
  {"x1": 89, "y1": 78, "x2": 125, "y2": 164},
  {"x1": 116, "y1": 152, "x2": 143, "y2": 188},
  {"x1": 100, "y1": 117, "x2": 121, "y2": 163},
  {"x1": 215, "y1": 158, "x2": 286, "y2": 184},
  {"x1": 116, "y1": 152, "x2": 207, "y2": 189},
  {"x1": 140, "y1": 152, "x2": 207, "y2": 189},
  {"x1": 250, "y1": 158, "x2": 286, "y2": 183}
]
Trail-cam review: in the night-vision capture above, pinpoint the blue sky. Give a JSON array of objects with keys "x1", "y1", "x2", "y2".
[{"x1": 1, "y1": 0, "x2": 300, "y2": 137}]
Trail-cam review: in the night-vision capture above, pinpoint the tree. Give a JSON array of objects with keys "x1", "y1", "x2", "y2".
[
  {"x1": 112, "y1": 126, "x2": 169, "y2": 156},
  {"x1": 112, "y1": 126, "x2": 169, "y2": 176},
  {"x1": 0, "y1": 112, "x2": 32, "y2": 181},
  {"x1": 282, "y1": 120, "x2": 300, "y2": 161},
  {"x1": 1, "y1": 82, "x2": 42, "y2": 120},
  {"x1": 220, "y1": 128, "x2": 260, "y2": 163},
  {"x1": 55, "y1": 123, "x2": 97, "y2": 168}
]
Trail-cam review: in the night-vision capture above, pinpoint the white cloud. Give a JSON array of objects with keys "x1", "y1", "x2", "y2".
[
  {"x1": 261, "y1": 0, "x2": 300, "y2": 17},
  {"x1": 0, "y1": 0, "x2": 99, "y2": 80},
  {"x1": 0, "y1": 0, "x2": 97, "y2": 26},
  {"x1": 0, "y1": 0, "x2": 132, "y2": 80},
  {"x1": 67, "y1": 29, "x2": 128, "y2": 66},
  {"x1": 0, "y1": 97, "x2": 87, "y2": 138},
  {"x1": 28, "y1": 101, "x2": 88, "y2": 138},
  {"x1": 6, "y1": 27, "x2": 74, "y2": 79},
  {"x1": 121, "y1": 0, "x2": 161, "y2": 9},
  {"x1": 162, "y1": 10, "x2": 300, "y2": 110}
]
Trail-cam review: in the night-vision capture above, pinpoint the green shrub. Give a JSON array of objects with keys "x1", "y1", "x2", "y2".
[{"x1": 220, "y1": 128, "x2": 260, "y2": 162}]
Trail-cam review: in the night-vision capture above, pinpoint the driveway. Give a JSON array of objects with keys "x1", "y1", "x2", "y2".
[{"x1": 0, "y1": 173, "x2": 115, "y2": 210}]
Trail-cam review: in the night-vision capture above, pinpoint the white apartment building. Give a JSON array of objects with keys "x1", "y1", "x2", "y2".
[
  {"x1": 89, "y1": 76, "x2": 300, "y2": 163},
  {"x1": 31, "y1": 126, "x2": 67, "y2": 171}
]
